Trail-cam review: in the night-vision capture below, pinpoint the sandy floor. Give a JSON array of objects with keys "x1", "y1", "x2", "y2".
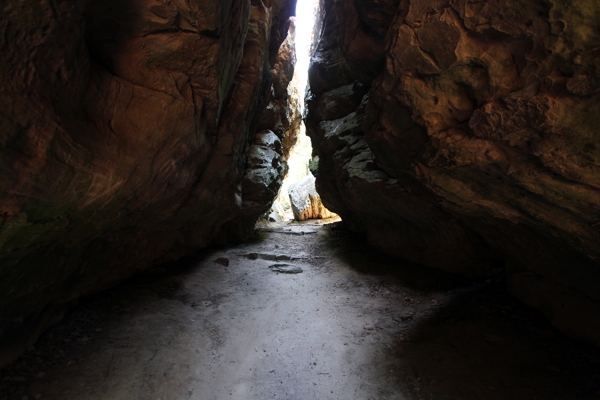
[{"x1": 2, "y1": 221, "x2": 600, "y2": 400}]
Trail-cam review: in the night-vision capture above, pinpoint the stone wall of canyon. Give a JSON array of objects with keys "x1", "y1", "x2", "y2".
[
  {"x1": 0, "y1": 0, "x2": 297, "y2": 366},
  {"x1": 305, "y1": 0, "x2": 600, "y2": 346},
  {"x1": 3, "y1": 0, "x2": 600, "y2": 368}
]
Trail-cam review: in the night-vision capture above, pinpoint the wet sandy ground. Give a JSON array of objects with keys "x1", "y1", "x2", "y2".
[{"x1": 2, "y1": 221, "x2": 600, "y2": 400}]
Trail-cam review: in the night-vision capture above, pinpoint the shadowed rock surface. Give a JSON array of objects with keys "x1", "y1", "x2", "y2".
[
  {"x1": 0, "y1": 0, "x2": 297, "y2": 366},
  {"x1": 305, "y1": 0, "x2": 600, "y2": 346}
]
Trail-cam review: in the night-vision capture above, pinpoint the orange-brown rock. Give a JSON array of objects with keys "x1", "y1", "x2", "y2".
[
  {"x1": 306, "y1": 0, "x2": 600, "y2": 346},
  {"x1": 0, "y1": 0, "x2": 296, "y2": 366}
]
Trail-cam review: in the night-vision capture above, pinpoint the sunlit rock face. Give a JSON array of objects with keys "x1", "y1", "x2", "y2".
[
  {"x1": 288, "y1": 175, "x2": 336, "y2": 221},
  {"x1": 0, "y1": 0, "x2": 296, "y2": 365},
  {"x1": 306, "y1": 0, "x2": 600, "y2": 346}
]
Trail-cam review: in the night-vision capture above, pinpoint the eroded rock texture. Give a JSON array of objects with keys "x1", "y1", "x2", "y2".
[
  {"x1": 0, "y1": 0, "x2": 296, "y2": 365},
  {"x1": 306, "y1": 0, "x2": 600, "y2": 346}
]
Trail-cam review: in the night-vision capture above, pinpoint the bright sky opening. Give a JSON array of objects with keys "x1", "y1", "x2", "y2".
[{"x1": 294, "y1": 0, "x2": 320, "y2": 106}]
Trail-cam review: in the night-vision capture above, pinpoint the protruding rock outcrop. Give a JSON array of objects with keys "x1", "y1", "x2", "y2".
[
  {"x1": 0, "y1": 0, "x2": 297, "y2": 366},
  {"x1": 305, "y1": 0, "x2": 600, "y2": 346},
  {"x1": 228, "y1": 130, "x2": 288, "y2": 239}
]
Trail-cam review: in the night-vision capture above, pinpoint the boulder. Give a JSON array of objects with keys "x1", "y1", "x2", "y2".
[{"x1": 288, "y1": 175, "x2": 336, "y2": 221}]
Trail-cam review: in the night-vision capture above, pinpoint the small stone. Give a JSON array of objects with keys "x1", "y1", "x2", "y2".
[
  {"x1": 66, "y1": 360, "x2": 76, "y2": 367},
  {"x1": 214, "y1": 258, "x2": 230, "y2": 267},
  {"x1": 35, "y1": 372, "x2": 46, "y2": 379},
  {"x1": 400, "y1": 314, "x2": 413, "y2": 321},
  {"x1": 34, "y1": 394, "x2": 42, "y2": 399},
  {"x1": 269, "y1": 263, "x2": 303, "y2": 274}
]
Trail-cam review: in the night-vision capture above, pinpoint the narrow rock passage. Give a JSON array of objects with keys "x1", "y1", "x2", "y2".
[{"x1": 2, "y1": 222, "x2": 600, "y2": 399}]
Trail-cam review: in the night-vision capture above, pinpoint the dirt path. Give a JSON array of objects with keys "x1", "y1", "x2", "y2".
[{"x1": 2, "y1": 221, "x2": 600, "y2": 399}]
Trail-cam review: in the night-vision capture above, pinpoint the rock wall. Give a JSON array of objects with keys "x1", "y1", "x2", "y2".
[
  {"x1": 0, "y1": 0, "x2": 296, "y2": 366},
  {"x1": 228, "y1": 19, "x2": 300, "y2": 240},
  {"x1": 305, "y1": 0, "x2": 600, "y2": 346}
]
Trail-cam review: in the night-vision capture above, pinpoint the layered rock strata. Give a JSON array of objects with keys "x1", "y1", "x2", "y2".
[
  {"x1": 305, "y1": 0, "x2": 600, "y2": 346},
  {"x1": 0, "y1": 0, "x2": 296, "y2": 366}
]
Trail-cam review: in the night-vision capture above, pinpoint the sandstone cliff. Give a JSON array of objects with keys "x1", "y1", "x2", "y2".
[
  {"x1": 0, "y1": 0, "x2": 296, "y2": 366},
  {"x1": 306, "y1": 0, "x2": 600, "y2": 346}
]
